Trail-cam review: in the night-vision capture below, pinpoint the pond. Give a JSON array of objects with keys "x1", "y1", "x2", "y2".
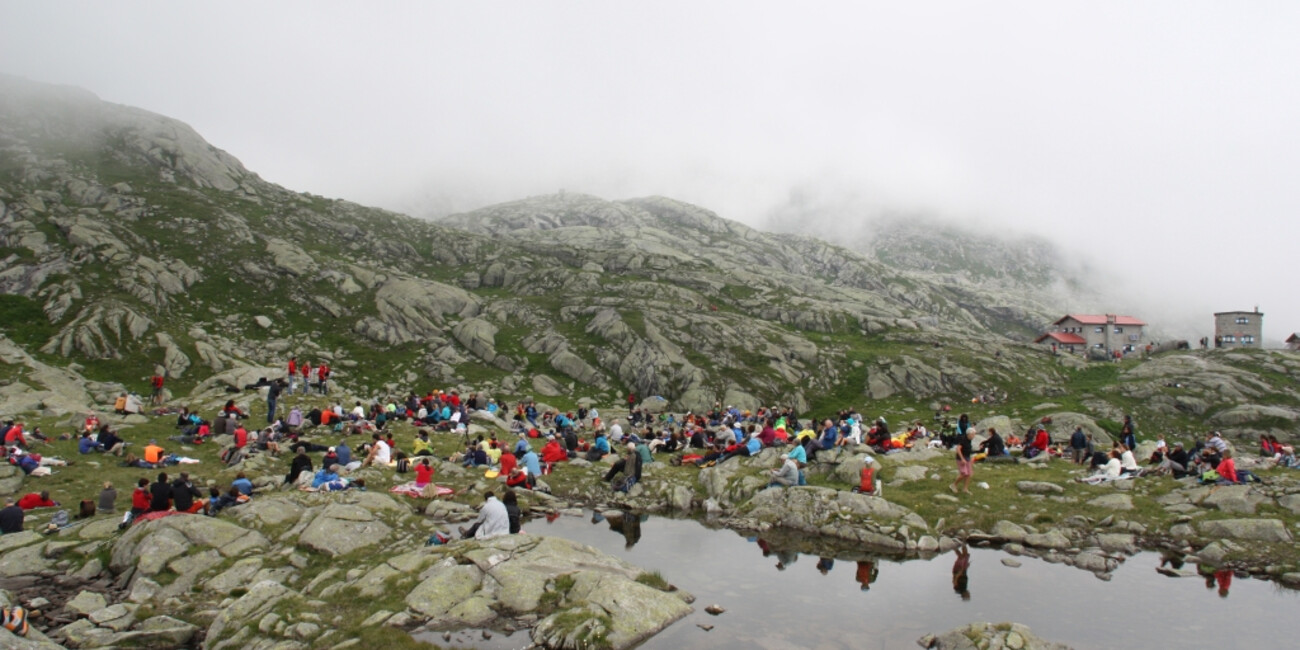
[{"x1": 426, "y1": 510, "x2": 1299, "y2": 650}]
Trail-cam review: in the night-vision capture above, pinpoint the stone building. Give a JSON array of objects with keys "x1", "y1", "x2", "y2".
[
  {"x1": 1285, "y1": 333, "x2": 1298, "y2": 351},
  {"x1": 1036, "y1": 314, "x2": 1147, "y2": 355},
  {"x1": 1214, "y1": 309, "x2": 1263, "y2": 348}
]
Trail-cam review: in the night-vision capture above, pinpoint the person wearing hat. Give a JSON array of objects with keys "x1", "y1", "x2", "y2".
[
  {"x1": 767, "y1": 453, "x2": 799, "y2": 488},
  {"x1": 321, "y1": 447, "x2": 340, "y2": 469}
]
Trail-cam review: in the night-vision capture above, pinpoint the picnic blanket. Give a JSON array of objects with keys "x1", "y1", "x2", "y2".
[{"x1": 389, "y1": 481, "x2": 454, "y2": 498}]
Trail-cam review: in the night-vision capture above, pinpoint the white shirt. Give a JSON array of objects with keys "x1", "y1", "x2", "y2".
[
  {"x1": 475, "y1": 497, "x2": 510, "y2": 539},
  {"x1": 1103, "y1": 458, "x2": 1122, "y2": 478},
  {"x1": 373, "y1": 440, "x2": 391, "y2": 465},
  {"x1": 609, "y1": 423, "x2": 623, "y2": 441},
  {"x1": 1120, "y1": 450, "x2": 1139, "y2": 471},
  {"x1": 351, "y1": 405, "x2": 366, "y2": 419}
]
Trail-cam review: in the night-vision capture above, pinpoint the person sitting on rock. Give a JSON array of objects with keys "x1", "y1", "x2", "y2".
[
  {"x1": 767, "y1": 454, "x2": 799, "y2": 488},
  {"x1": 459, "y1": 490, "x2": 509, "y2": 540},
  {"x1": 118, "y1": 478, "x2": 150, "y2": 529},
  {"x1": 0, "y1": 499, "x2": 24, "y2": 534},
  {"x1": 505, "y1": 466, "x2": 532, "y2": 490},
  {"x1": 586, "y1": 431, "x2": 611, "y2": 461},
  {"x1": 363, "y1": 433, "x2": 392, "y2": 468},
  {"x1": 497, "y1": 447, "x2": 518, "y2": 476},
  {"x1": 231, "y1": 472, "x2": 254, "y2": 496},
  {"x1": 977, "y1": 428, "x2": 1008, "y2": 460},
  {"x1": 604, "y1": 443, "x2": 643, "y2": 492},
  {"x1": 321, "y1": 447, "x2": 340, "y2": 469},
  {"x1": 503, "y1": 489, "x2": 522, "y2": 534},
  {"x1": 540, "y1": 434, "x2": 567, "y2": 467},
  {"x1": 285, "y1": 446, "x2": 313, "y2": 485},
  {"x1": 148, "y1": 472, "x2": 172, "y2": 512},
  {"x1": 1023, "y1": 427, "x2": 1050, "y2": 459},
  {"x1": 171, "y1": 473, "x2": 204, "y2": 514}
]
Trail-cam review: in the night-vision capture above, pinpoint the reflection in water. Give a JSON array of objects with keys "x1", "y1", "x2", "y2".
[
  {"x1": 427, "y1": 510, "x2": 1300, "y2": 650},
  {"x1": 952, "y1": 543, "x2": 971, "y2": 600},
  {"x1": 855, "y1": 560, "x2": 878, "y2": 591},
  {"x1": 591, "y1": 510, "x2": 645, "y2": 549}
]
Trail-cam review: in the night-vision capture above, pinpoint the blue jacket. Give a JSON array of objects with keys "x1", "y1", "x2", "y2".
[
  {"x1": 335, "y1": 444, "x2": 352, "y2": 466},
  {"x1": 522, "y1": 451, "x2": 541, "y2": 477}
]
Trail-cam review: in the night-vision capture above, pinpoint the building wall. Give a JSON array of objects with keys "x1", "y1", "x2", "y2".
[
  {"x1": 1054, "y1": 317, "x2": 1146, "y2": 352},
  {"x1": 1214, "y1": 311, "x2": 1263, "y2": 348}
]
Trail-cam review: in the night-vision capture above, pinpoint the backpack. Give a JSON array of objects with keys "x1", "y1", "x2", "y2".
[
  {"x1": 78, "y1": 499, "x2": 96, "y2": 519},
  {"x1": 3, "y1": 606, "x2": 28, "y2": 637}
]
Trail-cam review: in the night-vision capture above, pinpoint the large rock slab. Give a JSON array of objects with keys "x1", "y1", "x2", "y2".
[
  {"x1": 298, "y1": 502, "x2": 393, "y2": 557},
  {"x1": 1197, "y1": 518, "x2": 1292, "y2": 543},
  {"x1": 111, "y1": 515, "x2": 268, "y2": 573}
]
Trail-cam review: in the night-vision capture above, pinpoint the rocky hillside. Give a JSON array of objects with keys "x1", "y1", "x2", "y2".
[
  {"x1": 1, "y1": 74, "x2": 1299, "y2": 444},
  {"x1": 0, "y1": 75, "x2": 1059, "y2": 414}
]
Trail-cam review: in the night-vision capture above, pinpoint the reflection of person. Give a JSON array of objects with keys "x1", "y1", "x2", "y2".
[
  {"x1": 855, "y1": 560, "x2": 878, "y2": 591},
  {"x1": 774, "y1": 549, "x2": 798, "y2": 571},
  {"x1": 816, "y1": 557, "x2": 834, "y2": 575},
  {"x1": 1214, "y1": 568, "x2": 1232, "y2": 598},
  {"x1": 952, "y1": 544, "x2": 971, "y2": 600}
]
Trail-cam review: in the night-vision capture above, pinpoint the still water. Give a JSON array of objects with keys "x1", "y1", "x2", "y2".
[{"x1": 433, "y1": 511, "x2": 1299, "y2": 650}]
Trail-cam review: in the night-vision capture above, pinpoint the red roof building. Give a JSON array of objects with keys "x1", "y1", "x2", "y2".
[{"x1": 1039, "y1": 313, "x2": 1147, "y2": 355}]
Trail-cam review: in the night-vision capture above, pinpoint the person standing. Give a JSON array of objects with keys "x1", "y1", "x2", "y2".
[
  {"x1": 317, "y1": 362, "x2": 330, "y2": 395},
  {"x1": 267, "y1": 379, "x2": 284, "y2": 424},
  {"x1": 287, "y1": 356, "x2": 298, "y2": 394},
  {"x1": 1120, "y1": 415, "x2": 1137, "y2": 452},
  {"x1": 299, "y1": 361, "x2": 312, "y2": 396},
  {"x1": 1070, "y1": 426, "x2": 1088, "y2": 464},
  {"x1": 150, "y1": 371, "x2": 166, "y2": 406},
  {"x1": 950, "y1": 428, "x2": 975, "y2": 494}
]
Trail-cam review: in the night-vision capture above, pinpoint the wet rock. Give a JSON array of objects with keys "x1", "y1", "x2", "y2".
[{"x1": 918, "y1": 621, "x2": 1073, "y2": 649}]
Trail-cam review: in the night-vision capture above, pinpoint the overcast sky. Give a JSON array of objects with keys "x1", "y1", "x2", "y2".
[{"x1": 3, "y1": 1, "x2": 1298, "y2": 340}]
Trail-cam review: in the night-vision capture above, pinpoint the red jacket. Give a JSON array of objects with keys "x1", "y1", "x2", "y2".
[
  {"x1": 414, "y1": 463, "x2": 434, "y2": 486},
  {"x1": 541, "y1": 441, "x2": 568, "y2": 463},
  {"x1": 499, "y1": 453, "x2": 517, "y2": 476},
  {"x1": 132, "y1": 487, "x2": 150, "y2": 510},
  {"x1": 17, "y1": 493, "x2": 57, "y2": 510},
  {"x1": 1032, "y1": 430, "x2": 1050, "y2": 450}
]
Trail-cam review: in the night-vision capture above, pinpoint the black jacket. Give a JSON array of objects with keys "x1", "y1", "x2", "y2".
[
  {"x1": 171, "y1": 479, "x2": 201, "y2": 511},
  {"x1": 149, "y1": 480, "x2": 173, "y2": 512},
  {"x1": 0, "y1": 504, "x2": 23, "y2": 534}
]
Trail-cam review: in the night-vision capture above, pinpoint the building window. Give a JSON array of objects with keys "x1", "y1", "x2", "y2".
[
  {"x1": 1223, "y1": 335, "x2": 1236, "y2": 344},
  {"x1": 1236, "y1": 317, "x2": 1249, "y2": 325},
  {"x1": 1242, "y1": 335, "x2": 1255, "y2": 344},
  {"x1": 1094, "y1": 327, "x2": 1104, "y2": 334},
  {"x1": 1093, "y1": 343, "x2": 1104, "y2": 349},
  {"x1": 1114, "y1": 326, "x2": 1124, "y2": 334}
]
